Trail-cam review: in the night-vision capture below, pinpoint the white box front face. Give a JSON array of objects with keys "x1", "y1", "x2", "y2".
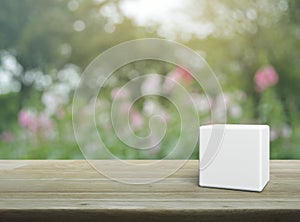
[{"x1": 199, "y1": 125, "x2": 269, "y2": 192}]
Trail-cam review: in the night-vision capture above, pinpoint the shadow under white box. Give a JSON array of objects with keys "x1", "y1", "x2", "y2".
[{"x1": 199, "y1": 124, "x2": 269, "y2": 192}]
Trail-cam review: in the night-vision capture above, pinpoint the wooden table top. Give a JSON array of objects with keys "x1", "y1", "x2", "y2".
[{"x1": 0, "y1": 160, "x2": 299, "y2": 222}]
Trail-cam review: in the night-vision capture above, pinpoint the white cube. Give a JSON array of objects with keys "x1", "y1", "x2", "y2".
[{"x1": 199, "y1": 124, "x2": 269, "y2": 192}]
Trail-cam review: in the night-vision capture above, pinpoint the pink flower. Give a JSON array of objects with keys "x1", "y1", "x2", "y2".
[
  {"x1": 170, "y1": 66, "x2": 193, "y2": 84},
  {"x1": 163, "y1": 66, "x2": 193, "y2": 93},
  {"x1": 38, "y1": 113, "x2": 54, "y2": 132},
  {"x1": 176, "y1": 67, "x2": 193, "y2": 83},
  {"x1": 18, "y1": 110, "x2": 38, "y2": 133},
  {"x1": 111, "y1": 87, "x2": 130, "y2": 100},
  {"x1": 254, "y1": 65, "x2": 279, "y2": 92},
  {"x1": 18, "y1": 110, "x2": 54, "y2": 136},
  {"x1": 130, "y1": 110, "x2": 144, "y2": 129},
  {"x1": 0, "y1": 131, "x2": 14, "y2": 142},
  {"x1": 116, "y1": 101, "x2": 144, "y2": 129}
]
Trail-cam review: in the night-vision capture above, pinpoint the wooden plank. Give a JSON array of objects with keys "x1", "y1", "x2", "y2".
[{"x1": 0, "y1": 160, "x2": 299, "y2": 221}]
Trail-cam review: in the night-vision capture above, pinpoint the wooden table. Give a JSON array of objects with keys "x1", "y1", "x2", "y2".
[{"x1": 0, "y1": 160, "x2": 299, "y2": 221}]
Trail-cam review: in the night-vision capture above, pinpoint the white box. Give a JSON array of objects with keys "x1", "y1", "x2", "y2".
[{"x1": 199, "y1": 124, "x2": 269, "y2": 192}]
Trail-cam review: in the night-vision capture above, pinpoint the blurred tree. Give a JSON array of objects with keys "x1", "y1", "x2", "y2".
[
  {"x1": 0, "y1": 0, "x2": 73, "y2": 109},
  {"x1": 0, "y1": 0, "x2": 147, "y2": 128}
]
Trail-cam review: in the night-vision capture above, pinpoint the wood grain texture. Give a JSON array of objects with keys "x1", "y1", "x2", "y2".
[{"x1": 0, "y1": 160, "x2": 299, "y2": 222}]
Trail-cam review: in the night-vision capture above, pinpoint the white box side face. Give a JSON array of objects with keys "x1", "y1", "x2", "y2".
[
  {"x1": 200, "y1": 126, "x2": 263, "y2": 191},
  {"x1": 260, "y1": 126, "x2": 270, "y2": 190}
]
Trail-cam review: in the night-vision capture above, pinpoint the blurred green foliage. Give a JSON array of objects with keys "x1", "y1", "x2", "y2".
[{"x1": 0, "y1": 0, "x2": 300, "y2": 159}]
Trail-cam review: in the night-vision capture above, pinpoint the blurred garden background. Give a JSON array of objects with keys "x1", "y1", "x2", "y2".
[{"x1": 0, "y1": 0, "x2": 300, "y2": 159}]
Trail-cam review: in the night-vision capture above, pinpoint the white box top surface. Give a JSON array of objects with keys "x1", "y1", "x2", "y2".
[{"x1": 200, "y1": 124, "x2": 269, "y2": 130}]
